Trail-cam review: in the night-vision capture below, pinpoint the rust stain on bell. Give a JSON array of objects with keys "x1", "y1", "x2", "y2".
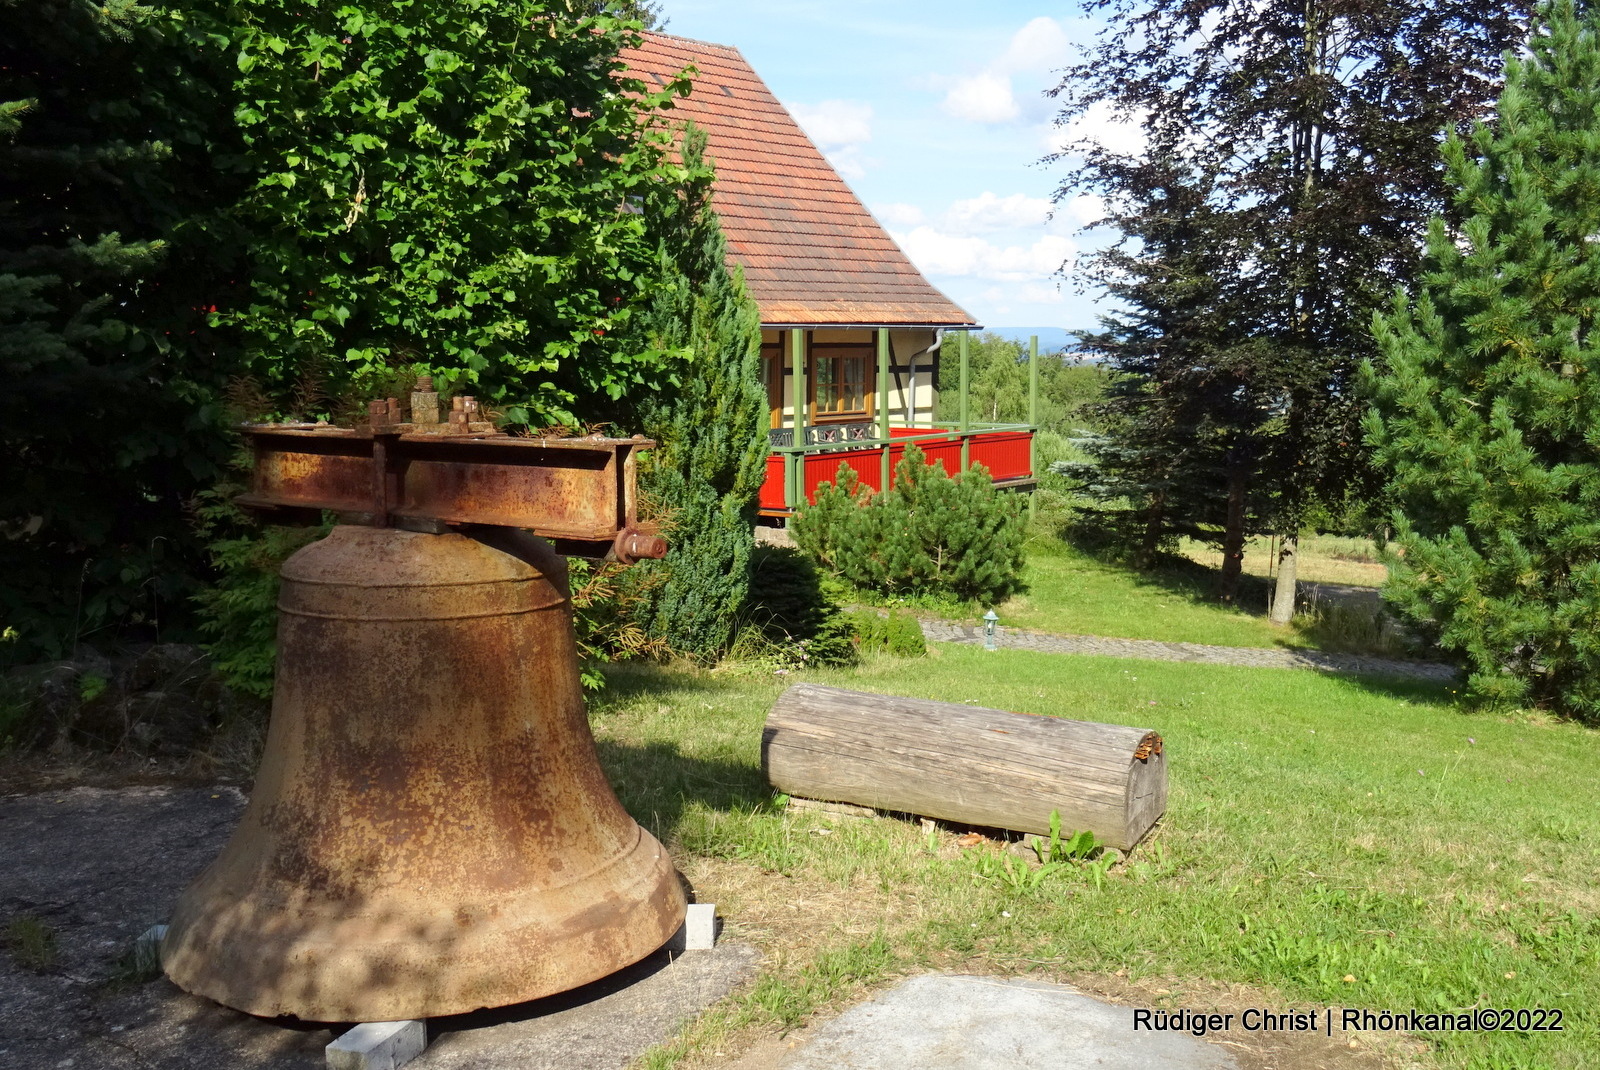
[{"x1": 161, "y1": 421, "x2": 683, "y2": 1023}]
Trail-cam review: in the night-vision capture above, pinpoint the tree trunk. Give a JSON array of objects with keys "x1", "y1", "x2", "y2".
[
  {"x1": 1218, "y1": 465, "x2": 1248, "y2": 603},
  {"x1": 1269, "y1": 532, "x2": 1298, "y2": 624},
  {"x1": 1138, "y1": 489, "x2": 1166, "y2": 567}
]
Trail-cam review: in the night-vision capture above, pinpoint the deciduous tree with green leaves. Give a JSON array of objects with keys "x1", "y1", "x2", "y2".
[
  {"x1": 1055, "y1": 0, "x2": 1532, "y2": 608},
  {"x1": 196, "y1": 0, "x2": 693, "y2": 425},
  {"x1": 934, "y1": 332, "x2": 1104, "y2": 435},
  {"x1": 1366, "y1": 0, "x2": 1600, "y2": 721},
  {"x1": 185, "y1": 1, "x2": 722, "y2": 688}
]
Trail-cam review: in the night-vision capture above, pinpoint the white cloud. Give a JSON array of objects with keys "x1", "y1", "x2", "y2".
[
  {"x1": 981, "y1": 283, "x2": 1066, "y2": 307},
  {"x1": 998, "y1": 17, "x2": 1074, "y2": 73},
  {"x1": 935, "y1": 17, "x2": 1078, "y2": 126},
  {"x1": 1048, "y1": 99, "x2": 1148, "y2": 158},
  {"x1": 786, "y1": 99, "x2": 873, "y2": 150},
  {"x1": 1061, "y1": 192, "x2": 1107, "y2": 227},
  {"x1": 828, "y1": 146, "x2": 869, "y2": 181},
  {"x1": 1015, "y1": 281, "x2": 1067, "y2": 305},
  {"x1": 941, "y1": 72, "x2": 1019, "y2": 124},
  {"x1": 786, "y1": 100, "x2": 875, "y2": 180},
  {"x1": 892, "y1": 226, "x2": 1075, "y2": 283},
  {"x1": 942, "y1": 191, "x2": 1052, "y2": 234},
  {"x1": 872, "y1": 202, "x2": 926, "y2": 228}
]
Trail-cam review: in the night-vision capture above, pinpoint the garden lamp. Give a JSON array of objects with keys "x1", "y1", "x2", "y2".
[{"x1": 983, "y1": 609, "x2": 999, "y2": 651}]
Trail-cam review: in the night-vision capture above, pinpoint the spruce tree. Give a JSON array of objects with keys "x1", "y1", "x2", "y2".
[
  {"x1": 1367, "y1": 0, "x2": 1600, "y2": 720},
  {"x1": 1, "y1": 0, "x2": 242, "y2": 662},
  {"x1": 1066, "y1": 160, "x2": 1276, "y2": 578}
]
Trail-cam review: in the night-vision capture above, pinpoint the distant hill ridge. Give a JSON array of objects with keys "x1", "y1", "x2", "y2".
[{"x1": 969, "y1": 327, "x2": 1101, "y2": 362}]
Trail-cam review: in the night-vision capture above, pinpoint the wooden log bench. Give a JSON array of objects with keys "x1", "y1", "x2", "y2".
[{"x1": 762, "y1": 684, "x2": 1167, "y2": 850}]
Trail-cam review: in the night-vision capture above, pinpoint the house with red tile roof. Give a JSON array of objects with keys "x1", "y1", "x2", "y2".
[{"x1": 620, "y1": 32, "x2": 1035, "y2": 513}]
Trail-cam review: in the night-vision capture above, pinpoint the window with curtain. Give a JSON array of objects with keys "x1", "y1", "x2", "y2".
[{"x1": 811, "y1": 338, "x2": 874, "y2": 420}]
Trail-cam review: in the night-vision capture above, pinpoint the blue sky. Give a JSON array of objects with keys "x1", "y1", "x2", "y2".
[{"x1": 655, "y1": 1, "x2": 1139, "y2": 333}]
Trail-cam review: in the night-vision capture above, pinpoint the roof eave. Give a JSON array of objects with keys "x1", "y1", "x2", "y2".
[{"x1": 760, "y1": 321, "x2": 981, "y2": 331}]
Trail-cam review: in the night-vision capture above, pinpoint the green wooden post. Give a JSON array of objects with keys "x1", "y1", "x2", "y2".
[
  {"x1": 1029, "y1": 334, "x2": 1039, "y2": 518},
  {"x1": 878, "y1": 328, "x2": 891, "y2": 491},
  {"x1": 791, "y1": 328, "x2": 807, "y2": 507},
  {"x1": 783, "y1": 451, "x2": 796, "y2": 510},
  {"x1": 959, "y1": 330, "x2": 971, "y2": 472}
]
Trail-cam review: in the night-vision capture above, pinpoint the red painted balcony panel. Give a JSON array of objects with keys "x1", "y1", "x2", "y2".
[
  {"x1": 968, "y1": 431, "x2": 1033, "y2": 482},
  {"x1": 759, "y1": 453, "x2": 787, "y2": 511},
  {"x1": 760, "y1": 429, "x2": 1034, "y2": 511}
]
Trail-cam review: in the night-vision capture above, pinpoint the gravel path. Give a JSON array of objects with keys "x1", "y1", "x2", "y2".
[{"x1": 921, "y1": 620, "x2": 1459, "y2": 682}]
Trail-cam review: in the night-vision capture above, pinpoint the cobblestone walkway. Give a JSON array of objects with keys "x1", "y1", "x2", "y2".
[{"x1": 921, "y1": 620, "x2": 1459, "y2": 682}]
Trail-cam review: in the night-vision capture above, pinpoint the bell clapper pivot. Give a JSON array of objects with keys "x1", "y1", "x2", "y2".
[{"x1": 160, "y1": 395, "x2": 683, "y2": 1026}]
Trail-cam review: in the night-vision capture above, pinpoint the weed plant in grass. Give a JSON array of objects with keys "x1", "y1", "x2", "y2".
[
  {"x1": 593, "y1": 648, "x2": 1599, "y2": 1070},
  {"x1": 5, "y1": 915, "x2": 59, "y2": 972}
]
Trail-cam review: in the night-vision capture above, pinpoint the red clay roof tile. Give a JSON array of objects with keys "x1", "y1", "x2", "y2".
[{"x1": 620, "y1": 32, "x2": 976, "y2": 328}]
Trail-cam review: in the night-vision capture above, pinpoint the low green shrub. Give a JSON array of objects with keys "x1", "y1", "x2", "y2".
[
  {"x1": 739, "y1": 546, "x2": 856, "y2": 668},
  {"x1": 845, "y1": 608, "x2": 927, "y2": 658},
  {"x1": 884, "y1": 611, "x2": 926, "y2": 656},
  {"x1": 570, "y1": 559, "x2": 671, "y2": 691},
  {"x1": 792, "y1": 446, "x2": 1026, "y2": 606},
  {"x1": 0, "y1": 667, "x2": 31, "y2": 752}
]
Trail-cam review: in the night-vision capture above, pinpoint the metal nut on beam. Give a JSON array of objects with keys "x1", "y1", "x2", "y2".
[{"x1": 612, "y1": 530, "x2": 667, "y2": 565}]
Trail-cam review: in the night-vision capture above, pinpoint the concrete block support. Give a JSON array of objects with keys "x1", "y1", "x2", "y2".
[
  {"x1": 667, "y1": 902, "x2": 718, "y2": 953},
  {"x1": 326, "y1": 1020, "x2": 427, "y2": 1070}
]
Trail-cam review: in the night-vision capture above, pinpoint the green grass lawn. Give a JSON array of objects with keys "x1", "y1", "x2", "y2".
[
  {"x1": 590, "y1": 647, "x2": 1599, "y2": 1070},
  {"x1": 992, "y1": 535, "x2": 1311, "y2": 649}
]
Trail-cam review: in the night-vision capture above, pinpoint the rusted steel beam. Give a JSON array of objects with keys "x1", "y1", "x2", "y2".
[{"x1": 237, "y1": 421, "x2": 663, "y2": 559}]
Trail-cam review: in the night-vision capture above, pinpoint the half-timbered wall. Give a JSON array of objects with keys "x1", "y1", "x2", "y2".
[{"x1": 759, "y1": 328, "x2": 943, "y2": 430}]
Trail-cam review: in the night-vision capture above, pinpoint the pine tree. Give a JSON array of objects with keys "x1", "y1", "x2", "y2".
[
  {"x1": 631, "y1": 126, "x2": 767, "y2": 659},
  {"x1": 792, "y1": 446, "x2": 1026, "y2": 606},
  {"x1": 1367, "y1": 0, "x2": 1600, "y2": 720}
]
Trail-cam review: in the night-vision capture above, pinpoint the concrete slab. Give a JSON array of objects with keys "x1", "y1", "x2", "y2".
[
  {"x1": 414, "y1": 942, "x2": 760, "y2": 1070},
  {"x1": 780, "y1": 975, "x2": 1238, "y2": 1070}
]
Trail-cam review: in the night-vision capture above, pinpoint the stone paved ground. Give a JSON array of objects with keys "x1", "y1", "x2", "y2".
[
  {"x1": 0, "y1": 786, "x2": 756, "y2": 1070},
  {"x1": 922, "y1": 621, "x2": 1458, "y2": 682}
]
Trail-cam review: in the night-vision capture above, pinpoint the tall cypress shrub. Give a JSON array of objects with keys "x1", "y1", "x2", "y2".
[
  {"x1": 632, "y1": 126, "x2": 767, "y2": 659},
  {"x1": 1366, "y1": 0, "x2": 1600, "y2": 719}
]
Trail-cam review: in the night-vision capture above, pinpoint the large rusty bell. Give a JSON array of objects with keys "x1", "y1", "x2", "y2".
[{"x1": 161, "y1": 525, "x2": 685, "y2": 1021}]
